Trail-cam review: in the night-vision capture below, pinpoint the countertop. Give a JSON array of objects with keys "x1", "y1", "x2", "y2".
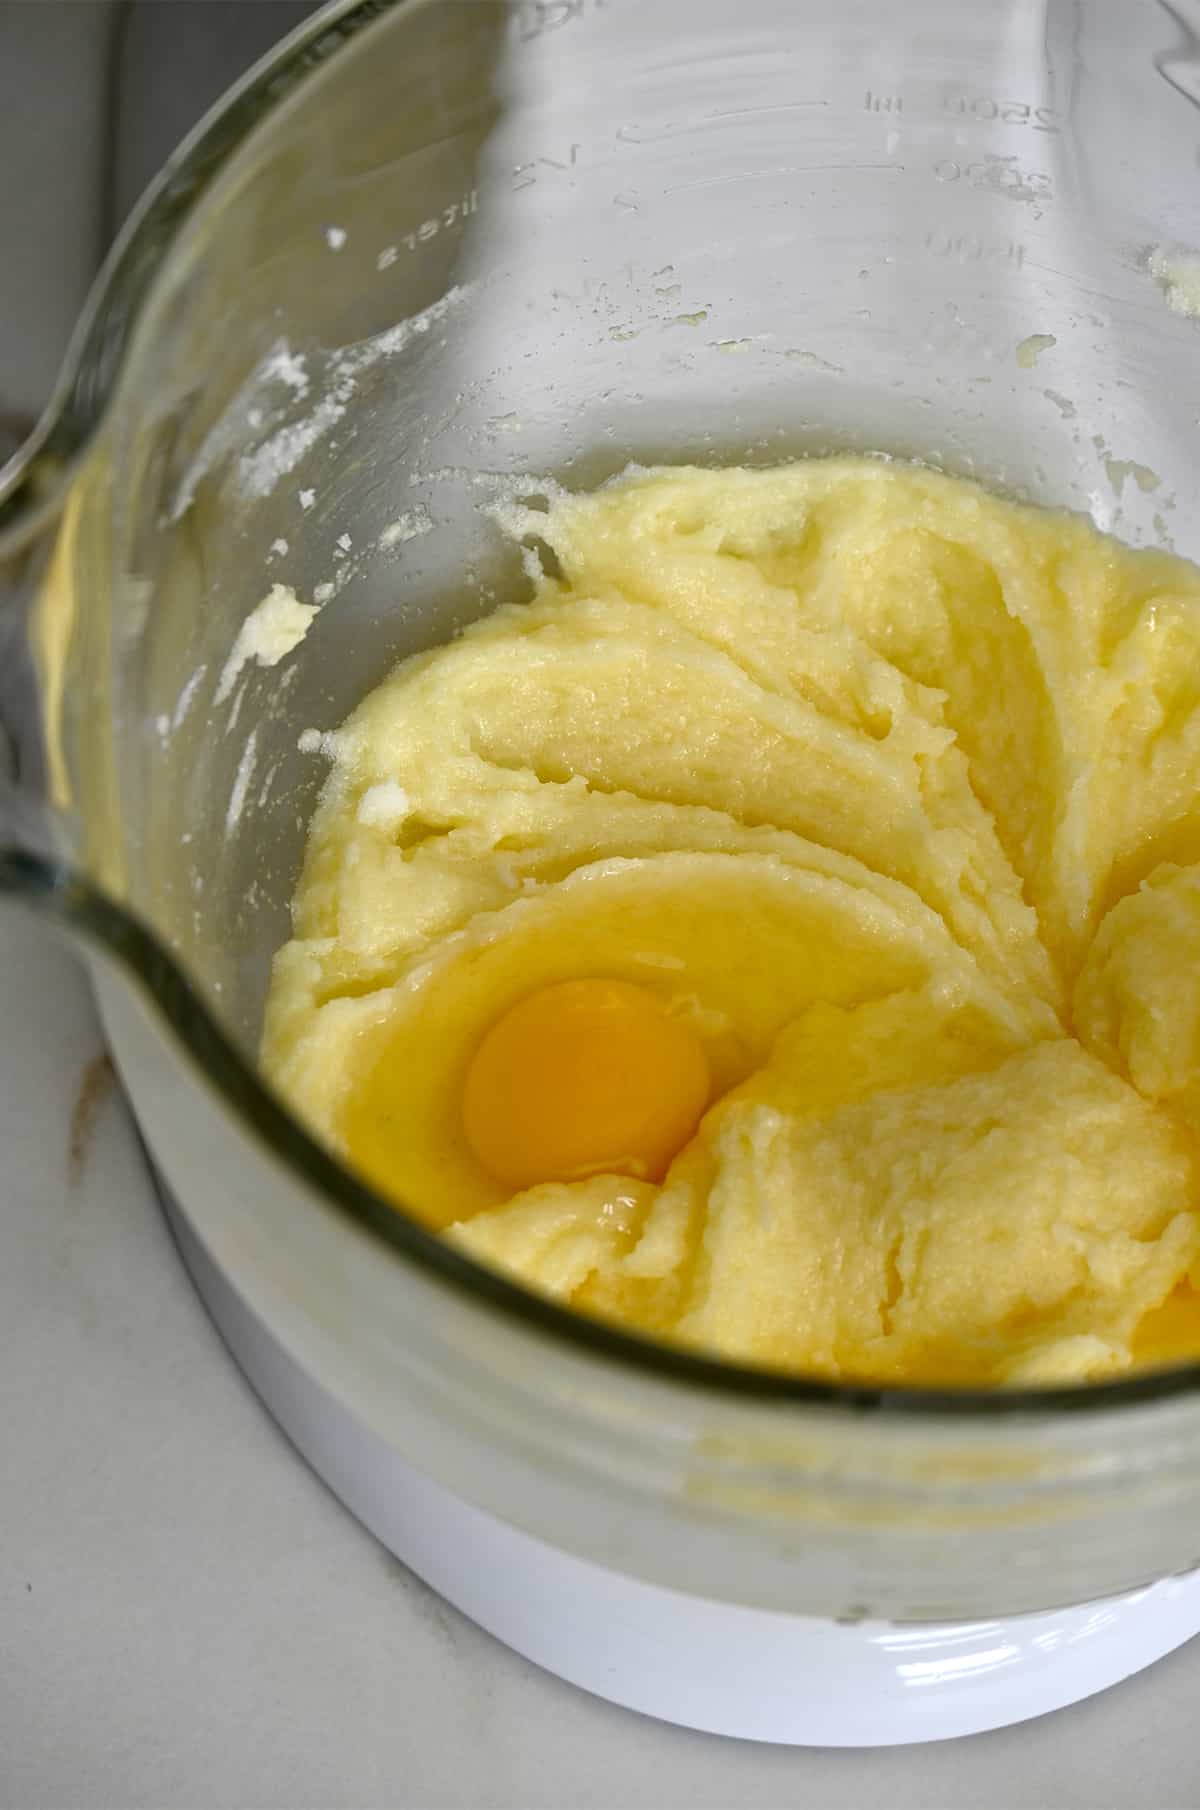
[{"x1": 3, "y1": 4, "x2": 1200, "y2": 1803}]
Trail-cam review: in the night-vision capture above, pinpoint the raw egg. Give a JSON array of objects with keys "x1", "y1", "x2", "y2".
[{"x1": 462, "y1": 978, "x2": 710, "y2": 1189}]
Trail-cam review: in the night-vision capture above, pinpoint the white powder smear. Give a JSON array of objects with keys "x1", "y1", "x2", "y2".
[
  {"x1": 269, "y1": 537, "x2": 289, "y2": 557},
  {"x1": 380, "y1": 504, "x2": 433, "y2": 547},
  {"x1": 216, "y1": 584, "x2": 318, "y2": 704},
  {"x1": 169, "y1": 338, "x2": 310, "y2": 520},
  {"x1": 239, "y1": 394, "x2": 347, "y2": 499},
  {"x1": 172, "y1": 665, "x2": 207, "y2": 729},
  {"x1": 484, "y1": 478, "x2": 572, "y2": 552},
  {"x1": 226, "y1": 729, "x2": 258, "y2": 834},
  {"x1": 236, "y1": 285, "x2": 473, "y2": 502},
  {"x1": 356, "y1": 780, "x2": 412, "y2": 828},
  {"x1": 299, "y1": 488, "x2": 316, "y2": 511},
  {"x1": 256, "y1": 759, "x2": 283, "y2": 811},
  {"x1": 260, "y1": 345, "x2": 310, "y2": 397},
  {"x1": 298, "y1": 727, "x2": 340, "y2": 758},
  {"x1": 324, "y1": 226, "x2": 347, "y2": 251}
]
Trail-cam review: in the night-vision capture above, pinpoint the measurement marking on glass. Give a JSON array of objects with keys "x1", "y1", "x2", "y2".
[
  {"x1": 924, "y1": 227, "x2": 1026, "y2": 268},
  {"x1": 931, "y1": 155, "x2": 1051, "y2": 203},
  {"x1": 512, "y1": 147, "x2": 581, "y2": 190},
  {"x1": 942, "y1": 91, "x2": 1060, "y2": 132},
  {"x1": 395, "y1": 192, "x2": 478, "y2": 253}
]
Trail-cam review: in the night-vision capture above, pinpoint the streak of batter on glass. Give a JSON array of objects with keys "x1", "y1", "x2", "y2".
[{"x1": 262, "y1": 458, "x2": 1200, "y2": 1387}]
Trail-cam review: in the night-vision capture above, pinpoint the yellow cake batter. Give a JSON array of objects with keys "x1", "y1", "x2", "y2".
[{"x1": 262, "y1": 459, "x2": 1200, "y2": 1386}]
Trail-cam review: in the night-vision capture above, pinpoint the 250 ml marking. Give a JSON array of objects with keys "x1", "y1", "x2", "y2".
[
  {"x1": 864, "y1": 88, "x2": 1059, "y2": 131},
  {"x1": 942, "y1": 90, "x2": 1060, "y2": 131},
  {"x1": 385, "y1": 191, "x2": 479, "y2": 259}
]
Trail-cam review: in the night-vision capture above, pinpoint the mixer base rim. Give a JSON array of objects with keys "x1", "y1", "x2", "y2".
[{"x1": 157, "y1": 1176, "x2": 1200, "y2": 1748}]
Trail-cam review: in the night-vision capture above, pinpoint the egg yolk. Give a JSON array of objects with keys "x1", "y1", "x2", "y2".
[{"x1": 462, "y1": 978, "x2": 710, "y2": 1190}]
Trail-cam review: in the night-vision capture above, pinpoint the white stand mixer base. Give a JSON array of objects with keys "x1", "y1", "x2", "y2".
[{"x1": 162, "y1": 1189, "x2": 1200, "y2": 1746}]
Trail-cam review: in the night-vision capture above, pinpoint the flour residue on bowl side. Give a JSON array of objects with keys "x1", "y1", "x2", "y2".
[
  {"x1": 236, "y1": 284, "x2": 475, "y2": 502},
  {"x1": 215, "y1": 583, "x2": 318, "y2": 704}
]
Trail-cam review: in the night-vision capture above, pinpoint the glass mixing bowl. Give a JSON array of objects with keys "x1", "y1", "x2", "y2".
[{"x1": 4, "y1": 0, "x2": 1200, "y2": 1627}]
